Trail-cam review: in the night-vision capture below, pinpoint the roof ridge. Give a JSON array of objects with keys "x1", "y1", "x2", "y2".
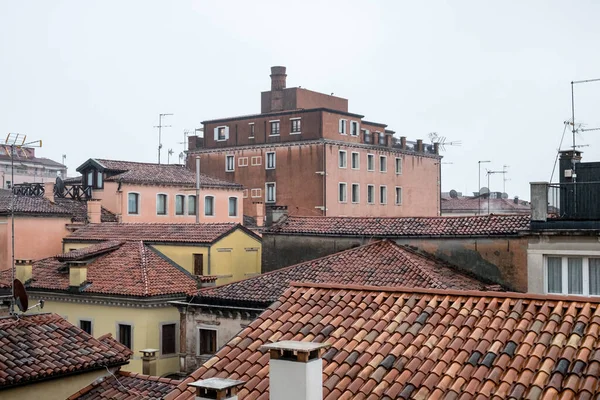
[
  {"x1": 388, "y1": 244, "x2": 448, "y2": 289},
  {"x1": 139, "y1": 241, "x2": 149, "y2": 296},
  {"x1": 284, "y1": 214, "x2": 530, "y2": 220}
]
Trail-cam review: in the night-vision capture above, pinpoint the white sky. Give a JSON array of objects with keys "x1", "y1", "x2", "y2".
[{"x1": 1, "y1": 1, "x2": 599, "y2": 200}]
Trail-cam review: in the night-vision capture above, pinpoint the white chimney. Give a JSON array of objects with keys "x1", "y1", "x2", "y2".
[
  {"x1": 261, "y1": 341, "x2": 330, "y2": 400},
  {"x1": 187, "y1": 377, "x2": 245, "y2": 400}
]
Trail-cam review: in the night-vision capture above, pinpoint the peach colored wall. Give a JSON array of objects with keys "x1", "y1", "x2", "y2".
[
  {"x1": 0, "y1": 216, "x2": 70, "y2": 271},
  {"x1": 90, "y1": 181, "x2": 120, "y2": 215},
  {"x1": 325, "y1": 143, "x2": 439, "y2": 217},
  {"x1": 117, "y1": 183, "x2": 243, "y2": 224}
]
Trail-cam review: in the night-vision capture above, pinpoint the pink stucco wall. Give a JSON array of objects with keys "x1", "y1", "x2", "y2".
[
  {"x1": 0, "y1": 216, "x2": 71, "y2": 271},
  {"x1": 325, "y1": 143, "x2": 439, "y2": 217}
]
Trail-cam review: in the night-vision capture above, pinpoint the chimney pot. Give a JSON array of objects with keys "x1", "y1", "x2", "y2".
[
  {"x1": 87, "y1": 199, "x2": 102, "y2": 224},
  {"x1": 68, "y1": 261, "x2": 88, "y2": 290},
  {"x1": 15, "y1": 259, "x2": 33, "y2": 283},
  {"x1": 43, "y1": 181, "x2": 55, "y2": 203},
  {"x1": 254, "y1": 202, "x2": 264, "y2": 227},
  {"x1": 270, "y1": 66, "x2": 287, "y2": 90},
  {"x1": 188, "y1": 377, "x2": 245, "y2": 400},
  {"x1": 140, "y1": 349, "x2": 159, "y2": 376}
]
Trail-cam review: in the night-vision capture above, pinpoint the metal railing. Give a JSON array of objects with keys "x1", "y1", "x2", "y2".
[
  {"x1": 548, "y1": 182, "x2": 600, "y2": 220},
  {"x1": 12, "y1": 183, "x2": 92, "y2": 201}
]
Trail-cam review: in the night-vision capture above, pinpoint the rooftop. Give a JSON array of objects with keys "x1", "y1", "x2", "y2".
[
  {"x1": 68, "y1": 370, "x2": 180, "y2": 400},
  {"x1": 20, "y1": 240, "x2": 198, "y2": 297},
  {"x1": 442, "y1": 196, "x2": 531, "y2": 214},
  {"x1": 167, "y1": 283, "x2": 600, "y2": 400},
  {"x1": 77, "y1": 158, "x2": 242, "y2": 188},
  {"x1": 0, "y1": 193, "x2": 117, "y2": 221},
  {"x1": 194, "y1": 240, "x2": 502, "y2": 308},
  {"x1": 266, "y1": 214, "x2": 531, "y2": 237},
  {"x1": 65, "y1": 222, "x2": 251, "y2": 244},
  {"x1": 0, "y1": 313, "x2": 130, "y2": 389}
]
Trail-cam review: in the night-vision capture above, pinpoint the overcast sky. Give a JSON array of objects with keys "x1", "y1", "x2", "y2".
[{"x1": 1, "y1": 1, "x2": 599, "y2": 200}]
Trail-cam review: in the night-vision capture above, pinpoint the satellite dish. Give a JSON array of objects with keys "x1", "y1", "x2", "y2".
[
  {"x1": 55, "y1": 176, "x2": 65, "y2": 195},
  {"x1": 449, "y1": 189, "x2": 458, "y2": 198},
  {"x1": 13, "y1": 279, "x2": 28, "y2": 312},
  {"x1": 501, "y1": 192, "x2": 509, "y2": 199}
]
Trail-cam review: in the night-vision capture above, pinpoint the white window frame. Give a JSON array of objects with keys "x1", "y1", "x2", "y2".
[
  {"x1": 242, "y1": 189, "x2": 248, "y2": 198},
  {"x1": 127, "y1": 191, "x2": 140, "y2": 216},
  {"x1": 338, "y1": 150, "x2": 347, "y2": 169},
  {"x1": 215, "y1": 126, "x2": 229, "y2": 142},
  {"x1": 251, "y1": 156, "x2": 262, "y2": 166},
  {"x1": 269, "y1": 120, "x2": 280, "y2": 136},
  {"x1": 395, "y1": 187, "x2": 403, "y2": 205},
  {"x1": 367, "y1": 154, "x2": 375, "y2": 172},
  {"x1": 265, "y1": 182, "x2": 276, "y2": 203},
  {"x1": 351, "y1": 183, "x2": 360, "y2": 204},
  {"x1": 228, "y1": 196, "x2": 239, "y2": 218},
  {"x1": 290, "y1": 117, "x2": 302, "y2": 135},
  {"x1": 350, "y1": 121, "x2": 360, "y2": 136},
  {"x1": 188, "y1": 195, "x2": 197, "y2": 216},
  {"x1": 156, "y1": 193, "x2": 168, "y2": 216},
  {"x1": 395, "y1": 157, "x2": 403, "y2": 175},
  {"x1": 544, "y1": 255, "x2": 600, "y2": 296},
  {"x1": 159, "y1": 321, "x2": 179, "y2": 357},
  {"x1": 175, "y1": 194, "x2": 186, "y2": 216},
  {"x1": 204, "y1": 195, "x2": 215, "y2": 217},
  {"x1": 351, "y1": 152, "x2": 360, "y2": 170},
  {"x1": 367, "y1": 185, "x2": 375, "y2": 204},
  {"x1": 248, "y1": 122, "x2": 255, "y2": 138},
  {"x1": 380, "y1": 185, "x2": 387, "y2": 205},
  {"x1": 238, "y1": 157, "x2": 248, "y2": 167},
  {"x1": 266, "y1": 152, "x2": 276, "y2": 170},
  {"x1": 338, "y1": 182, "x2": 347, "y2": 203},
  {"x1": 379, "y1": 155, "x2": 387, "y2": 173},
  {"x1": 251, "y1": 188, "x2": 262, "y2": 198},
  {"x1": 197, "y1": 325, "x2": 218, "y2": 356},
  {"x1": 225, "y1": 155, "x2": 235, "y2": 172},
  {"x1": 339, "y1": 119, "x2": 347, "y2": 135}
]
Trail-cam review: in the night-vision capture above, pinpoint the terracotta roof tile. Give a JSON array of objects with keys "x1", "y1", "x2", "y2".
[
  {"x1": 68, "y1": 370, "x2": 180, "y2": 399},
  {"x1": 442, "y1": 197, "x2": 530, "y2": 213},
  {"x1": 166, "y1": 284, "x2": 600, "y2": 399},
  {"x1": 266, "y1": 214, "x2": 530, "y2": 237},
  {"x1": 195, "y1": 241, "x2": 502, "y2": 307},
  {"x1": 0, "y1": 194, "x2": 72, "y2": 216},
  {"x1": 0, "y1": 313, "x2": 129, "y2": 389}
]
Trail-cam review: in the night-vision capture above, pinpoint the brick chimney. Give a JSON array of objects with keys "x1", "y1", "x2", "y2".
[
  {"x1": 87, "y1": 199, "x2": 102, "y2": 224},
  {"x1": 261, "y1": 341, "x2": 330, "y2": 400},
  {"x1": 69, "y1": 262, "x2": 88, "y2": 290},
  {"x1": 188, "y1": 377, "x2": 245, "y2": 400},
  {"x1": 140, "y1": 349, "x2": 159, "y2": 375},
  {"x1": 255, "y1": 202, "x2": 264, "y2": 227},
  {"x1": 44, "y1": 181, "x2": 55, "y2": 203},
  {"x1": 270, "y1": 66, "x2": 286, "y2": 112},
  {"x1": 416, "y1": 139, "x2": 423, "y2": 153},
  {"x1": 15, "y1": 259, "x2": 33, "y2": 283}
]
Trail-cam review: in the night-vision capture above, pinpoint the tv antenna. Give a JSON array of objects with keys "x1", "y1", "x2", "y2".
[
  {"x1": 485, "y1": 168, "x2": 505, "y2": 214},
  {"x1": 428, "y1": 132, "x2": 462, "y2": 152},
  {"x1": 154, "y1": 113, "x2": 173, "y2": 164},
  {"x1": 167, "y1": 149, "x2": 174, "y2": 164}
]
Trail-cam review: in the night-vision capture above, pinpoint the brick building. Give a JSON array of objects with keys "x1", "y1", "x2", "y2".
[{"x1": 187, "y1": 66, "x2": 441, "y2": 220}]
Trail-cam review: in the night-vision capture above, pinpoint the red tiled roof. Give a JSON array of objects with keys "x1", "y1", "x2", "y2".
[
  {"x1": 68, "y1": 370, "x2": 180, "y2": 400},
  {"x1": 442, "y1": 197, "x2": 530, "y2": 213},
  {"x1": 0, "y1": 194, "x2": 72, "y2": 216},
  {"x1": 0, "y1": 313, "x2": 130, "y2": 389},
  {"x1": 197, "y1": 240, "x2": 501, "y2": 307},
  {"x1": 56, "y1": 240, "x2": 124, "y2": 261},
  {"x1": 91, "y1": 159, "x2": 241, "y2": 188},
  {"x1": 66, "y1": 222, "x2": 241, "y2": 243},
  {"x1": 54, "y1": 198, "x2": 118, "y2": 223},
  {"x1": 267, "y1": 214, "x2": 531, "y2": 237},
  {"x1": 167, "y1": 283, "x2": 600, "y2": 400},
  {"x1": 28, "y1": 241, "x2": 197, "y2": 297}
]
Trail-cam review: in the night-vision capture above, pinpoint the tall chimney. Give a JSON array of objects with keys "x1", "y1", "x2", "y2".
[
  {"x1": 196, "y1": 156, "x2": 201, "y2": 224},
  {"x1": 87, "y1": 199, "x2": 102, "y2": 224},
  {"x1": 261, "y1": 341, "x2": 330, "y2": 400},
  {"x1": 254, "y1": 202, "x2": 264, "y2": 227},
  {"x1": 44, "y1": 181, "x2": 55, "y2": 203},
  {"x1": 140, "y1": 349, "x2": 159, "y2": 375},
  {"x1": 188, "y1": 377, "x2": 245, "y2": 400},
  {"x1": 270, "y1": 66, "x2": 287, "y2": 90},
  {"x1": 15, "y1": 259, "x2": 33, "y2": 283}
]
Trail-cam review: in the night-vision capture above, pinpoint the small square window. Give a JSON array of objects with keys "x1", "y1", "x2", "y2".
[
  {"x1": 251, "y1": 188, "x2": 262, "y2": 198},
  {"x1": 291, "y1": 119, "x2": 301, "y2": 133},
  {"x1": 80, "y1": 320, "x2": 92, "y2": 335},
  {"x1": 218, "y1": 127, "x2": 226, "y2": 141},
  {"x1": 270, "y1": 121, "x2": 280, "y2": 135},
  {"x1": 251, "y1": 156, "x2": 262, "y2": 166},
  {"x1": 199, "y1": 328, "x2": 217, "y2": 355},
  {"x1": 238, "y1": 157, "x2": 248, "y2": 167}
]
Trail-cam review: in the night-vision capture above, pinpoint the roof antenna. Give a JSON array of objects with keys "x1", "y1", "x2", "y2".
[{"x1": 154, "y1": 113, "x2": 173, "y2": 165}]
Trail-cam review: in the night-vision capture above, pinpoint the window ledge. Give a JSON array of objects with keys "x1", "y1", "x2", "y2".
[{"x1": 290, "y1": 132, "x2": 302, "y2": 135}]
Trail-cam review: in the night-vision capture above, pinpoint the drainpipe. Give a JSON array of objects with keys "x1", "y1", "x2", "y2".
[
  {"x1": 196, "y1": 156, "x2": 200, "y2": 223},
  {"x1": 323, "y1": 143, "x2": 326, "y2": 216}
]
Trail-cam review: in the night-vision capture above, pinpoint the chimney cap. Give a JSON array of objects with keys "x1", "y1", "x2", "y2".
[
  {"x1": 139, "y1": 348, "x2": 159, "y2": 355},
  {"x1": 261, "y1": 340, "x2": 329, "y2": 353},
  {"x1": 188, "y1": 377, "x2": 245, "y2": 391}
]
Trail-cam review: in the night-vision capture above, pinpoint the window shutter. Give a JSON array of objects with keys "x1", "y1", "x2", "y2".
[
  {"x1": 224, "y1": 126, "x2": 230, "y2": 140},
  {"x1": 339, "y1": 120, "x2": 343, "y2": 133},
  {"x1": 214, "y1": 127, "x2": 219, "y2": 140}
]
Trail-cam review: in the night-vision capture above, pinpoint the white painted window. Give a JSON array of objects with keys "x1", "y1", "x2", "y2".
[
  {"x1": 380, "y1": 186, "x2": 387, "y2": 204},
  {"x1": 251, "y1": 188, "x2": 262, "y2": 198},
  {"x1": 266, "y1": 152, "x2": 276, "y2": 169},
  {"x1": 214, "y1": 126, "x2": 229, "y2": 141},
  {"x1": 266, "y1": 182, "x2": 276, "y2": 203},
  {"x1": 238, "y1": 157, "x2": 248, "y2": 167},
  {"x1": 367, "y1": 185, "x2": 375, "y2": 204},
  {"x1": 338, "y1": 150, "x2": 347, "y2": 168},
  {"x1": 350, "y1": 121, "x2": 359, "y2": 136},
  {"x1": 291, "y1": 118, "x2": 301, "y2": 134},
  {"x1": 379, "y1": 155, "x2": 387, "y2": 172},
  {"x1": 395, "y1": 187, "x2": 403, "y2": 205},
  {"x1": 249, "y1": 123, "x2": 255, "y2": 138},
  {"x1": 352, "y1": 184, "x2": 359, "y2": 203},
  {"x1": 546, "y1": 256, "x2": 600, "y2": 296},
  {"x1": 251, "y1": 156, "x2": 262, "y2": 166},
  {"x1": 127, "y1": 192, "x2": 140, "y2": 215},
  {"x1": 226, "y1": 155, "x2": 235, "y2": 172},
  {"x1": 339, "y1": 119, "x2": 347, "y2": 134},
  {"x1": 351, "y1": 152, "x2": 359, "y2": 169},
  {"x1": 367, "y1": 154, "x2": 375, "y2": 171},
  {"x1": 338, "y1": 183, "x2": 347, "y2": 203},
  {"x1": 270, "y1": 120, "x2": 280, "y2": 136},
  {"x1": 395, "y1": 157, "x2": 403, "y2": 175}
]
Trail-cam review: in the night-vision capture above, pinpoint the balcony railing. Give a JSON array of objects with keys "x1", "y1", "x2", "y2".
[
  {"x1": 547, "y1": 182, "x2": 600, "y2": 220},
  {"x1": 12, "y1": 183, "x2": 92, "y2": 201}
]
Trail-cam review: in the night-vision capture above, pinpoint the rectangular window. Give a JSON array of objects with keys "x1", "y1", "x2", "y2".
[
  {"x1": 175, "y1": 195, "x2": 185, "y2": 215},
  {"x1": 251, "y1": 156, "x2": 262, "y2": 166},
  {"x1": 266, "y1": 183, "x2": 276, "y2": 203},
  {"x1": 128, "y1": 193, "x2": 139, "y2": 215},
  {"x1": 380, "y1": 186, "x2": 387, "y2": 204},
  {"x1": 338, "y1": 183, "x2": 347, "y2": 203},
  {"x1": 226, "y1": 155, "x2": 235, "y2": 172},
  {"x1": 118, "y1": 324, "x2": 132, "y2": 350},
  {"x1": 380, "y1": 155, "x2": 387, "y2": 172},
  {"x1": 238, "y1": 157, "x2": 248, "y2": 167},
  {"x1": 217, "y1": 127, "x2": 226, "y2": 141},
  {"x1": 378, "y1": 132, "x2": 386, "y2": 145},
  {"x1": 270, "y1": 120, "x2": 280, "y2": 135},
  {"x1": 291, "y1": 118, "x2": 301, "y2": 134},
  {"x1": 367, "y1": 185, "x2": 375, "y2": 204},
  {"x1": 266, "y1": 152, "x2": 276, "y2": 169},
  {"x1": 80, "y1": 320, "x2": 92, "y2": 335},
  {"x1": 363, "y1": 129, "x2": 372, "y2": 144},
  {"x1": 204, "y1": 196, "x2": 215, "y2": 216},
  {"x1": 339, "y1": 119, "x2": 347, "y2": 134},
  {"x1": 87, "y1": 170, "x2": 93, "y2": 187},
  {"x1": 188, "y1": 195, "x2": 196, "y2": 216},
  {"x1": 228, "y1": 197, "x2": 238, "y2": 217},
  {"x1": 351, "y1": 121, "x2": 359, "y2": 136},
  {"x1": 156, "y1": 194, "x2": 167, "y2": 215},
  {"x1": 352, "y1": 184, "x2": 359, "y2": 203},
  {"x1": 339, "y1": 151, "x2": 347, "y2": 168},
  {"x1": 568, "y1": 257, "x2": 583, "y2": 295},
  {"x1": 590, "y1": 259, "x2": 600, "y2": 296},
  {"x1": 96, "y1": 171, "x2": 103, "y2": 188},
  {"x1": 351, "y1": 152, "x2": 359, "y2": 169},
  {"x1": 193, "y1": 254, "x2": 204, "y2": 275},
  {"x1": 161, "y1": 324, "x2": 176, "y2": 355},
  {"x1": 395, "y1": 157, "x2": 403, "y2": 175},
  {"x1": 367, "y1": 154, "x2": 375, "y2": 171},
  {"x1": 199, "y1": 328, "x2": 217, "y2": 355},
  {"x1": 249, "y1": 123, "x2": 255, "y2": 138},
  {"x1": 395, "y1": 187, "x2": 403, "y2": 205},
  {"x1": 547, "y1": 257, "x2": 562, "y2": 294},
  {"x1": 251, "y1": 188, "x2": 262, "y2": 198}
]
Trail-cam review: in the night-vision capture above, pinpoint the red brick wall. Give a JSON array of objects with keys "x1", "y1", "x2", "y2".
[{"x1": 261, "y1": 88, "x2": 348, "y2": 113}]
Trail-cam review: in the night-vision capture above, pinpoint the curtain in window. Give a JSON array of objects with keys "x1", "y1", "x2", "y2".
[
  {"x1": 188, "y1": 196, "x2": 196, "y2": 216},
  {"x1": 590, "y1": 259, "x2": 600, "y2": 295},
  {"x1": 568, "y1": 257, "x2": 583, "y2": 295},
  {"x1": 205, "y1": 196, "x2": 214, "y2": 216},
  {"x1": 547, "y1": 257, "x2": 562, "y2": 294}
]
